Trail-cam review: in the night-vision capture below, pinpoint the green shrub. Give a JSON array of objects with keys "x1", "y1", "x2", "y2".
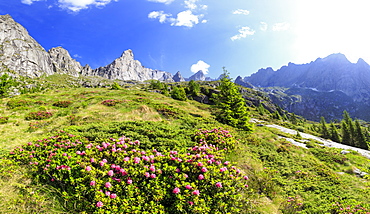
[
  {"x1": 101, "y1": 99, "x2": 122, "y2": 106},
  {"x1": 111, "y1": 82, "x2": 122, "y2": 90},
  {"x1": 53, "y1": 101, "x2": 73, "y2": 108},
  {"x1": 25, "y1": 111, "x2": 53, "y2": 120},
  {"x1": 0, "y1": 116, "x2": 9, "y2": 124},
  {"x1": 9, "y1": 131, "x2": 251, "y2": 213},
  {"x1": 171, "y1": 86, "x2": 187, "y2": 101},
  {"x1": 7, "y1": 99, "x2": 31, "y2": 109}
]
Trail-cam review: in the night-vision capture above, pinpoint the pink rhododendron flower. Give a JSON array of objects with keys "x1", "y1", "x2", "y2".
[
  {"x1": 149, "y1": 165, "x2": 155, "y2": 172},
  {"x1": 224, "y1": 161, "x2": 230, "y2": 165},
  {"x1": 244, "y1": 175, "x2": 249, "y2": 180},
  {"x1": 86, "y1": 166, "x2": 92, "y2": 171},
  {"x1": 96, "y1": 201, "x2": 103, "y2": 207},
  {"x1": 124, "y1": 157, "x2": 130, "y2": 161},
  {"x1": 127, "y1": 179, "x2": 133, "y2": 184},
  {"x1": 188, "y1": 201, "x2": 194, "y2": 205},
  {"x1": 201, "y1": 167, "x2": 208, "y2": 172},
  {"x1": 192, "y1": 190, "x2": 200, "y2": 195},
  {"x1": 90, "y1": 181, "x2": 96, "y2": 186},
  {"x1": 176, "y1": 168, "x2": 181, "y2": 173},
  {"x1": 110, "y1": 193, "x2": 117, "y2": 199},
  {"x1": 108, "y1": 170, "x2": 114, "y2": 176},
  {"x1": 90, "y1": 158, "x2": 95, "y2": 163},
  {"x1": 150, "y1": 174, "x2": 156, "y2": 178},
  {"x1": 173, "y1": 187, "x2": 180, "y2": 194},
  {"x1": 105, "y1": 182, "x2": 112, "y2": 188},
  {"x1": 197, "y1": 162, "x2": 203, "y2": 167},
  {"x1": 102, "y1": 159, "x2": 108, "y2": 163},
  {"x1": 105, "y1": 191, "x2": 111, "y2": 196},
  {"x1": 144, "y1": 172, "x2": 150, "y2": 178},
  {"x1": 198, "y1": 174, "x2": 204, "y2": 180},
  {"x1": 185, "y1": 185, "x2": 192, "y2": 190},
  {"x1": 216, "y1": 182, "x2": 222, "y2": 188}
]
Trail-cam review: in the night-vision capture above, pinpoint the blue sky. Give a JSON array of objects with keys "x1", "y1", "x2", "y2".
[{"x1": 1, "y1": 0, "x2": 370, "y2": 79}]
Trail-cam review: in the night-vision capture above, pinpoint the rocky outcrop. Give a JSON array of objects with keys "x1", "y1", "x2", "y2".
[
  {"x1": 48, "y1": 47, "x2": 82, "y2": 77},
  {"x1": 89, "y1": 50, "x2": 174, "y2": 81},
  {"x1": 173, "y1": 71, "x2": 185, "y2": 82},
  {"x1": 235, "y1": 76, "x2": 254, "y2": 88},
  {"x1": 187, "y1": 70, "x2": 207, "y2": 81},
  {"x1": 0, "y1": 14, "x2": 55, "y2": 77}
]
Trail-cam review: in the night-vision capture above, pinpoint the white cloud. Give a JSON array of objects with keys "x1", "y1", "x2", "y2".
[
  {"x1": 21, "y1": 0, "x2": 43, "y2": 5},
  {"x1": 57, "y1": 0, "x2": 118, "y2": 12},
  {"x1": 185, "y1": 0, "x2": 197, "y2": 10},
  {"x1": 231, "y1": 26, "x2": 255, "y2": 41},
  {"x1": 148, "y1": 11, "x2": 173, "y2": 23},
  {"x1": 73, "y1": 54, "x2": 82, "y2": 58},
  {"x1": 147, "y1": 0, "x2": 174, "y2": 4},
  {"x1": 260, "y1": 22, "x2": 268, "y2": 31},
  {"x1": 173, "y1": 10, "x2": 199, "y2": 27},
  {"x1": 272, "y1": 22, "x2": 290, "y2": 31},
  {"x1": 191, "y1": 60, "x2": 210, "y2": 74},
  {"x1": 232, "y1": 9, "x2": 250, "y2": 15}
]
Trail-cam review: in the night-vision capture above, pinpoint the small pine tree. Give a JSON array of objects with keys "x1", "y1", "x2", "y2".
[
  {"x1": 290, "y1": 113, "x2": 298, "y2": 125},
  {"x1": 273, "y1": 111, "x2": 282, "y2": 120},
  {"x1": 341, "y1": 121, "x2": 351, "y2": 146},
  {"x1": 320, "y1": 116, "x2": 330, "y2": 139},
  {"x1": 354, "y1": 120, "x2": 368, "y2": 149},
  {"x1": 111, "y1": 82, "x2": 122, "y2": 90},
  {"x1": 330, "y1": 123, "x2": 341, "y2": 142},
  {"x1": 212, "y1": 68, "x2": 252, "y2": 131}
]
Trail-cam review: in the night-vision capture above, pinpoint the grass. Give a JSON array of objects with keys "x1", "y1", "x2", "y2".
[{"x1": 0, "y1": 81, "x2": 369, "y2": 213}]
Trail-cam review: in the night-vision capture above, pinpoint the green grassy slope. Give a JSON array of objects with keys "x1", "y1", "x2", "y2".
[{"x1": 0, "y1": 81, "x2": 369, "y2": 213}]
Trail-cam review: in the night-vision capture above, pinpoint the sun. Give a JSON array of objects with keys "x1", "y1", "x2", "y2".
[{"x1": 292, "y1": 0, "x2": 370, "y2": 63}]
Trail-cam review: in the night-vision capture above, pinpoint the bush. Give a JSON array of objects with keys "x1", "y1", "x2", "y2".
[
  {"x1": 0, "y1": 116, "x2": 9, "y2": 124},
  {"x1": 111, "y1": 82, "x2": 122, "y2": 90},
  {"x1": 9, "y1": 131, "x2": 251, "y2": 213},
  {"x1": 25, "y1": 111, "x2": 53, "y2": 120},
  {"x1": 7, "y1": 99, "x2": 31, "y2": 109},
  {"x1": 53, "y1": 101, "x2": 73, "y2": 108},
  {"x1": 101, "y1": 99, "x2": 122, "y2": 106},
  {"x1": 171, "y1": 86, "x2": 187, "y2": 101}
]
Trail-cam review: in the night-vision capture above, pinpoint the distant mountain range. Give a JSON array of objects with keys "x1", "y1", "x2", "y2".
[
  {"x1": 236, "y1": 54, "x2": 370, "y2": 121},
  {"x1": 0, "y1": 14, "x2": 210, "y2": 82}
]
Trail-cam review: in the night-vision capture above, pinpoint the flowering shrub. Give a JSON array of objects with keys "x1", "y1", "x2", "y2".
[
  {"x1": 7, "y1": 99, "x2": 31, "y2": 109},
  {"x1": 28, "y1": 121, "x2": 51, "y2": 131},
  {"x1": 101, "y1": 99, "x2": 122, "y2": 106},
  {"x1": 25, "y1": 111, "x2": 53, "y2": 120},
  {"x1": 9, "y1": 130, "x2": 250, "y2": 213},
  {"x1": 53, "y1": 101, "x2": 73, "y2": 108},
  {"x1": 194, "y1": 128, "x2": 238, "y2": 151},
  {"x1": 0, "y1": 116, "x2": 9, "y2": 124}
]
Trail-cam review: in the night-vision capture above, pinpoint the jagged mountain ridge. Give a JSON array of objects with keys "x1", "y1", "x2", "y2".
[
  {"x1": 242, "y1": 53, "x2": 370, "y2": 121},
  {"x1": 0, "y1": 14, "x2": 212, "y2": 82}
]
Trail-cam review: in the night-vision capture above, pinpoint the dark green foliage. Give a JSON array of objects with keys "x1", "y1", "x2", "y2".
[
  {"x1": 354, "y1": 120, "x2": 368, "y2": 150},
  {"x1": 273, "y1": 111, "x2": 282, "y2": 120},
  {"x1": 52, "y1": 100, "x2": 73, "y2": 108},
  {"x1": 341, "y1": 121, "x2": 351, "y2": 145},
  {"x1": 212, "y1": 69, "x2": 252, "y2": 131},
  {"x1": 0, "y1": 73, "x2": 18, "y2": 97},
  {"x1": 101, "y1": 99, "x2": 123, "y2": 106},
  {"x1": 186, "y1": 80, "x2": 200, "y2": 97},
  {"x1": 7, "y1": 99, "x2": 31, "y2": 109},
  {"x1": 149, "y1": 80, "x2": 166, "y2": 90},
  {"x1": 320, "y1": 116, "x2": 330, "y2": 138},
  {"x1": 330, "y1": 123, "x2": 341, "y2": 142},
  {"x1": 289, "y1": 113, "x2": 297, "y2": 125},
  {"x1": 171, "y1": 86, "x2": 187, "y2": 101}
]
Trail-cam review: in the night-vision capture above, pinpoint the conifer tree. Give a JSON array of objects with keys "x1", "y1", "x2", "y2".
[
  {"x1": 354, "y1": 120, "x2": 368, "y2": 149},
  {"x1": 273, "y1": 111, "x2": 282, "y2": 120},
  {"x1": 186, "y1": 80, "x2": 200, "y2": 97},
  {"x1": 212, "y1": 68, "x2": 252, "y2": 131},
  {"x1": 171, "y1": 86, "x2": 187, "y2": 101},
  {"x1": 290, "y1": 113, "x2": 297, "y2": 125},
  {"x1": 330, "y1": 123, "x2": 340, "y2": 142},
  {"x1": 320, "y1": 116, "x2": 330, "y2": 138},
  {"x1": 341, "y1": 121, "x2": 351, "y2": 145}
]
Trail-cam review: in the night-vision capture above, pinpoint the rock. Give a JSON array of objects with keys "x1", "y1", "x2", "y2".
[
  {"x1": 353, "y1": 167, "x2": 368, "y2": 178},
  {"x1": 187, "y1": 70, "x2": 207, "y2": 81},
  {"x1": 235, "y1": 76, "x2": 254, "y2": 88},
  {"x1": 173, "y1": 71, "x2": 186, "y2": 82},
  {"x1": 340, "y1": 150, "x2": 351, "y2": 155},
  {"x1": 48, "y1": 47, "x2": 82, "y2": 77}
]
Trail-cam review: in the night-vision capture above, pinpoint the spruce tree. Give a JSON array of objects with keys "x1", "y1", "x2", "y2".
[
  {"x1": 320, "y1": 116, "x2": 330, "y2": 138},
  {"x1": 290, "y1": 113, "x2": 297, "y2": 125},
  {"x1": 186, "y1": 80, "x2": 200, "y2": 97},
  {"x1": 354, "y1": 120, "x2": 368, "y2": 149},
  {"x1": 330, "y1": 123, "x2": 340, "y2": 142},
  {"x1": 341, "y1": 121, "x2": 351, "y2": 146},
  {"x1": 212, "y1": 68, "x2": 252, "y2": 131},
  {"x1": 171, "y1": 86, "x2": 187, "y2": 101}
]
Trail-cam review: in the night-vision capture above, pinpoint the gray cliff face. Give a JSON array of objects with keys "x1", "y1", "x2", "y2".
[
  {"x1": 87, "y1": 50, "x2": 174, "y2": 82},
  {"x1": 0, "y1": 14, "x2": 54, "y2": 77},
  {"x1": 173, "y1": 71, "x2": 185, "y2": 82},
  {"x1": 48, "y1": 47, "x2": 82, "y2": 77},
  {"x1": 187, "y1": 70, "x2": 207, "y2": 81}
]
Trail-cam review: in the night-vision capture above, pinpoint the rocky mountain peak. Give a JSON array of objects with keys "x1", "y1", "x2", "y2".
[
  {"x1": 48, "y1": 47, "x2": 82, "y2": 77},
  {"x1": 173, "y1": 71, "x2": 185, "y2": 82},
  {"x1": 187, "y1": 70, "x2": 207, "y2": 81}
]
